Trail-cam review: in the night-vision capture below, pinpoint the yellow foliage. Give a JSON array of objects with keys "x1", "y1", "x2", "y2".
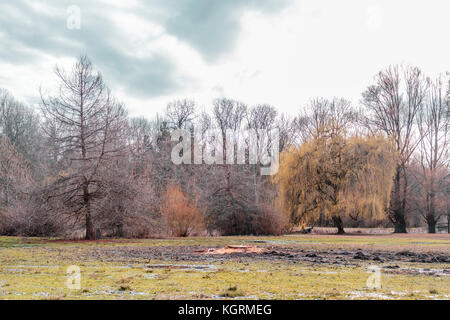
[{"x1": 274, "y1": 131, "x2": 397, "y2": 226}]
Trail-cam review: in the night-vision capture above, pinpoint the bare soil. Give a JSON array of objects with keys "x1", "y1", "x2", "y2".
[{"x1": 57, "y1": 242, "x2": 449, "y2": 268}]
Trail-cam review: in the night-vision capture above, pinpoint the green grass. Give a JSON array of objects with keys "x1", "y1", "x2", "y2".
[
  {"x1": 1, "y1": 234, "x2": 448, "y2": 248},
  {"x1": 0, "y1": 235, "x2": 448, "y2": 300}
]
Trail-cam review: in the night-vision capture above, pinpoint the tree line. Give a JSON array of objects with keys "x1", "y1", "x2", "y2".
[{"x1": 0, "y1": 56, "x2": 448, "y2": 238}]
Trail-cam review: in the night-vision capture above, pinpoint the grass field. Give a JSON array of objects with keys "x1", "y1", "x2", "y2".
[{"x1": 0, "y1": 234, "x2": 448, "y2": 300}]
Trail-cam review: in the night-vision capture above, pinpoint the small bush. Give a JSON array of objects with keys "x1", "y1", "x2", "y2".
[
  {"x1": 0, "y1": 201, "x2": 63, "y2": 237},
  {"x1": 161, "y1": 184, "x2": 205, "y2": 237},
  {"x1": 118, "y1": 285, "x2": 131, "y2": 291},
  {"x1": 220, "y1": 286, "x2": 246, "y2": 298},
  {"x1": 254, "y1": 203, "x2": 290, "y2": 235},
  {"x1": 205, "y1": 188, "x2": 257, "y2": 236}
]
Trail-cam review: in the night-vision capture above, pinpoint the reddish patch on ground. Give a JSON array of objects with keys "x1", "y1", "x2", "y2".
[{"x1": 195, "y1": 245, "x2": 266, "y2": 255}]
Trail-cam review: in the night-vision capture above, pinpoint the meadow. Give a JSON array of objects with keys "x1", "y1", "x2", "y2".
[{"x1": 0, "y1": 233, "x2": 448, "y2": 300}]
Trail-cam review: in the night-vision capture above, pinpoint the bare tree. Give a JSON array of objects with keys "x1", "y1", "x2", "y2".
[
  {"x1": 277, "y1": 113, "x2": 297, "y2": 152},
  {"x1": 165, "y1": 99, "x2": 196, "y2": 130},
  {"x1": 248, "y1": 104, "x2": 277, "y2": 132},
  {"x1": 415, "y1": 75, "x2": 450, "y2": 232},
  {"x1": 212, "y1": 98, "x2": 247, "y2": 189},
  {"x1": 201, "y1": 98, "x2": 258, "y2": 234},
  {"x1": 128, "y1": 117, "x2": 155, "y2": 155},
  {"x1": 0, "y1": 136, "x2": 32, "y2": 208},
  {"x1": 247, "y1": 104, "x2": 277, "y2": 204},
  {"x1": 296, "y1": 97, "x2": 356, "y2": 142},
  {"x1": 95, "y1": 155, "x2": 158, "y2": 238},
  {"x1": 0, "y1": 89, "x2": 43, "y2": 169},
  {"x1": 40, "y1": 56, "x2": 127, "y2": 239},
  {"x1": 362, "y1": 65, "x2": 427, "y2": 233}
]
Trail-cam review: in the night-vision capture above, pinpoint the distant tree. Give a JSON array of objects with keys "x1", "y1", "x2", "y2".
[
  {"x1": 213, "y1": 99, "x2": 259, "y2": 218},
  {"x1": 415, "y1": 75, "x2": 449, "y2": 232},
  {"x1": 362, "y1": 65, "x2": 427, "y2": 233},
  {"x1": 0, "y1": 89, "x2": 43, "y2": 170},
  {"x1": 127, "y1": 117, "x2": 156, "y2": 157},
  {"x1": 0, "y1": 136, "x2": 35, "y2": 235},
  {"x1": 40, "y1": 56, "x2": 127, "y2": 240},
  {"x1": 277, "y1": 113, "x2": 297, "y2": 152},
  {"x1": 296, "y1": 97, "x2": 356, "y2": 143},
  {"x1": 275, "y1": 132, "x2": 397, "y2": 234},
  {"x1": 247, "y1": 104, "x2": 277, "y2": 204},
  {"x1": 248, "y1": 104, "x2": 277, "y2": 133},
  {"x1": 213, "y1": 98, "x2": 247, "y2": 168},
  {"x1": 409, "y1": 164, "x2": 449, "y2": 233},
  {"x1": 165, "y1": 99, "x2": 196, "y2": 130},
  {"x1": 96, "y1": 156, "x2": 157, "y2": 238},
  {"x1": 0, "y1": 136, "x2": 32, "y2": 208},
  {"x1": 446, "y1": 175, "x2": 450, "y2": 233}
]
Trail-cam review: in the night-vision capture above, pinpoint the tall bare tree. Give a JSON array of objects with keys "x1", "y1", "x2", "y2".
[
  {"x1": 415, "y1": 75, "x2": 450, "y2": 232},
  {"x1": 40, "y1": 56, "x2": 127, "y2": 239},
  {"x1": 277, "y1": 113, "x2": 297, "y2": 152},
  {"x1": 296, "y1": 97, "x2": 356, "y2": 143},
  {"x1": 247, "y1": 104, "x2": 277, "y2": 204},
  {"x1": 212, "y1": 98, "x2": 247, "y2": 189},
  {"x1": 362, "y1": 65, "x2": 427, "y2": 233}
]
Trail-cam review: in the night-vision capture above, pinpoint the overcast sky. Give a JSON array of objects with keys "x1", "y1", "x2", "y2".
[{"x1": 0, "y1": 0, "x2": 449, "y2": 118}]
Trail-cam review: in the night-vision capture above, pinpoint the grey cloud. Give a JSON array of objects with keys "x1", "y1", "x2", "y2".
[
  {"x1": 0, "y1": 0, "x2": 180, "y2": 98},
  {"x1": 101, "y1": 53, "x2": 180, "y2": 98},
  {"x1": 0, "y1": 0, "x2": 291, "y2": 99},
  {"x1": 140, "y1": 0, "x2": 292, "y2": 62}
]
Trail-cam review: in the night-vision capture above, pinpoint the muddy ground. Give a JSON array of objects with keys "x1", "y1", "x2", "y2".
[
  {"x1": 45, "y1": 240, "x2": 450, "y2": 276},
  {"x1": 1, "y1": 235, "x2": 449, "y2": 299}
]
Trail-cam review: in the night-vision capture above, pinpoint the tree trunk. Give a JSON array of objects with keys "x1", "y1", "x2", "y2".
[
  {"x1": 83, "y1": 183, "x2": 96, "y2": 240},
  {"x1": 447, "y1": 217, "x2": 450, "y2": 234},
  {"x1": 390, "y1": 166, "x2": 408, "y2": 233},
  {"x1": 85, "y1": 212, "x2": 95, "y2": 240},
  {"x1": 427, "y1": 217, "x2": 436, "y2": 234},
  {"x1": 427, "y1": 183, "x2": 437, "y2": 234},
  {"x1": 393, "y1": 212, "x2": 407, "y2": 233},
  {"x1": 332, "y1": 216, "x2": 345, "y2": 234}
]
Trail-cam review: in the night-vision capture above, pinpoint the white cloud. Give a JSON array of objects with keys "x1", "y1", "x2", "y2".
[{"x1": 0, "y1": 0, "x2": 449, "y2": 119}]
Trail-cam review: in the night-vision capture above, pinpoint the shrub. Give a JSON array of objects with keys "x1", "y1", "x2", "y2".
[
  {"x1": 205, "y1": 187, "x2": 257, "y2": 236},
  {"x1": 0, "y1": 200, "x2": 63, "y2": 237},
  {"x1": 254, "y1": 203, "x2": 290, "y2": 235},
  {"x1": 161, "y1": 184, "x2": 205, "y2": 237}
]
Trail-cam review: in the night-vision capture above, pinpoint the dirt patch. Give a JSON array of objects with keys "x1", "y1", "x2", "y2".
[
  {"x1": 195, "y1": 245, "x2": 266, "y2": 255},
  {"x1": 42, "y1": 243, "x2": 450, "y2": 270}
]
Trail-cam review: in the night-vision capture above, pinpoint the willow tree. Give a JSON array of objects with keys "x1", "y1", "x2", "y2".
[{"x1": 274, "y1": 133, "x2": 397, "y2": 234}]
